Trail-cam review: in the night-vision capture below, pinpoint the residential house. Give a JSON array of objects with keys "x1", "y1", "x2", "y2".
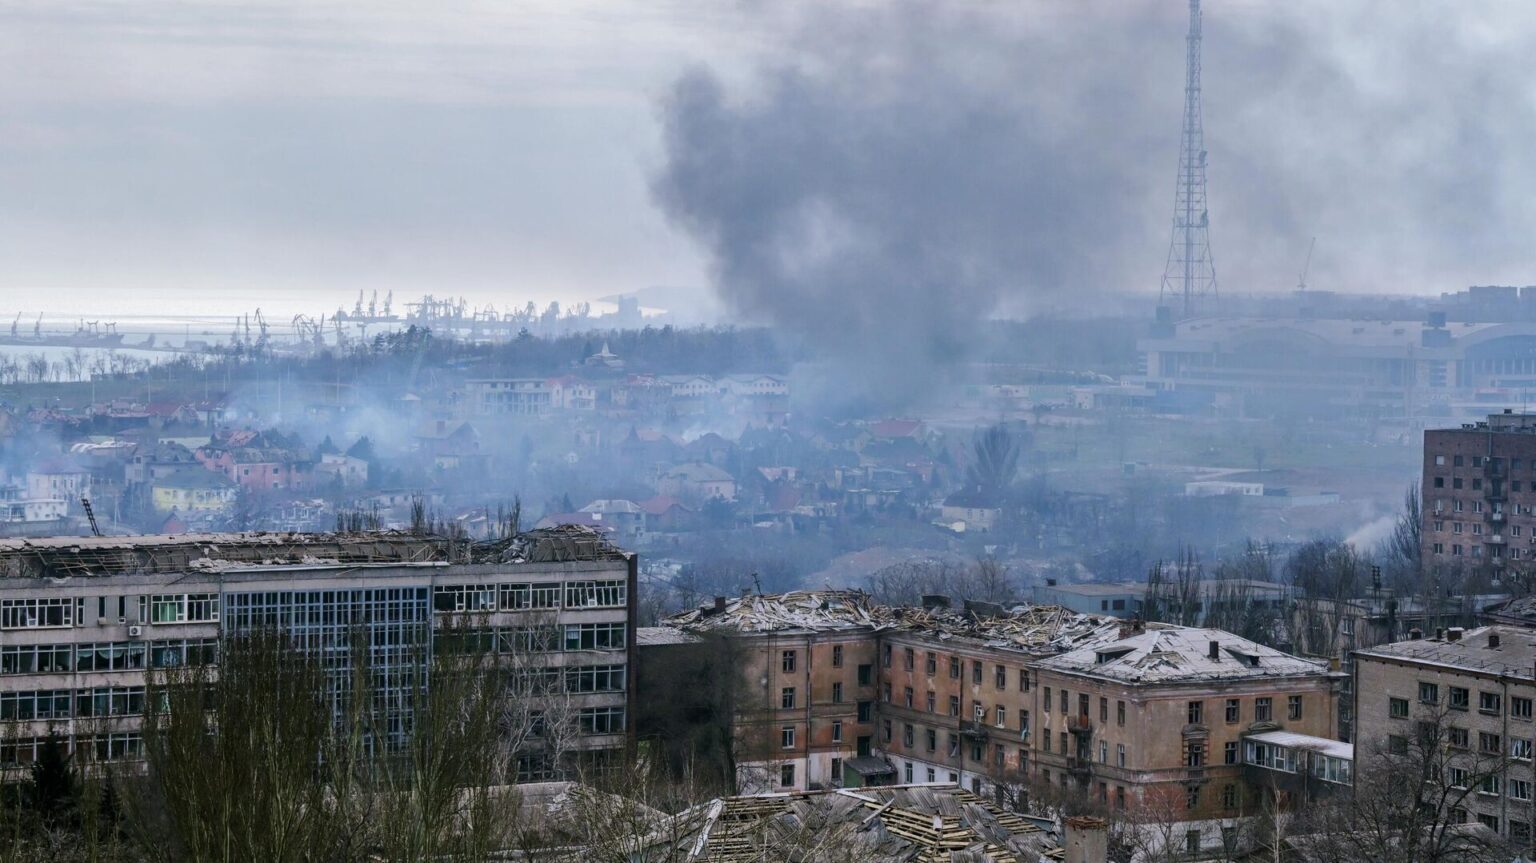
[{"x1": 658, "y1": 463, "x2": 737, "y2": 503}]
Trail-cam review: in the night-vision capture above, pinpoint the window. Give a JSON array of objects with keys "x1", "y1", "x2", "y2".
[
  {"x1": 0, "y1": 598, "x2": 75, "y2": 629},
  {"x1": 1117, "y1": 743, "x2": 1126, "y2": 767},
  {"x1": 833, "y1": 682, "x2": 844, "y2": 703},
  {"x1": 996, "y1": 705, "x2": 1007, "y2": 727},
  {"x1": 833, "y1": 644, "x2": 844, "y2": 667},
  {"x1": 1388, "y1": 735, "x2": 1408, "y2": 755},
  {"x1": 0, "y1": 690, "x2": 72, "y2": 721},
  {"x1": 564, "y1": 579, "x2": 625, "y2": 608},
  {"x1": 1448, "y1": 767, "x2": 1469, "y2": 788},
  {"x1": 564, "y1": 623, "x2": 625, "y2": 651},
  {"x1": 1185, "y1": 741, "x2": 1204, "y2": 767},
  {"x1": 1100, "y1": 697, "x2": 1108, "y2": 722},
  {"x1": 925, "y1": 691, "x2": 934, "y2": 712},
  {"x1": 857, "y1": 701, "x2": 872, "y2": 723},
  {"x1": 882, "y1": 720, "x2": 892, "y2": 742},
  {"x1": 1481, "y1": 731, "x2": 1503, "y2": 754},
  {"x1": 904, "y1": 762, "x2": 914, "y2": 783},
  {"x1": 782, "y1": 687, "x2": 796, "y2": 709},
  {"x1": 781, "y1": 726, "x2": 795, "y2": 749},
  {"x1": 1019, "y1": 709, "x2": 1030, "y2": 738},
  {"x1": 1514, "y1": 821, "x2": 1532, "y2": 846},
  {"x1": 578, "y1": 707, "x2": 626, "y2": 735},
  {"x1": 1186, "y1": 786, "x2": 1200, "y2": 810},
  {"x1": 1419, "y1": 682, "x2": 1439, "y2": 704},
  {"x1": 1043, "y1": 733, "x2": 1051, "y2": 753},
  {"x1": 1044, "y1": 689, "x2": 1052, "y2": 712},
  {"x1": 975, "y1": 742, "x2": 987, "y2": 761},
  {"x1": 904, "y1": 686, "x2": 913, "y2": 708},
  {"x1": 903, "y1": 648, "x2": 914, "y2": 671},
  {"x1": 1515, "y1": 696, "x2": 1533, "y2": 720},
  {"x1": 780, "y1": 764, "x2": 795, "y2": 787},
  {"x1": 1019, "y1": 669, "x2": 1029, "y2": 692},
  {"x1": 903, "y1": 724, "x2": 913, "y2": 747},
  {"x1": 857, "y1": 664, "x2": 872, "y2": 686},
  {"x1": 1187, "y1": 700, "x2": 1203, "y2": 725},
  {"x1": 1224, "y1": 741, "x2": 1238, "y2": 764},
  {"x1": 1100, "y1": 741, "x2": 1108, "y2": 763},
  {"x1": 1449, "y1": 727, "x2": 1469, "y2": 749},
  {"x1": 1117, "y1": 700, "x2": 1126, "y2": 726},
  {"x1": 565, "y1": 665, "x2": 625, "y2": 693},
  {"x1": 1450, "y1": 687, "x2": 1469, "y2": 710},
  {"x1": 1514, "y1": 738, "x2": 1533, "y2": 761},
  {"x1": 926, "y1": 729, "x2": 936, "y2": 751},
  {"x1": 882, "y1": 683, "x2": 891, "y2": 702},
  {"x1": 76, "y1": 687, "x2": 146, "y2": 718},
  {"x1": 1116, "y1": 786, "x2": 1126, "y2": 810},
  {"x1": 1225, "y1": 698, "x2": 1240, "y2": 723},
  {"x1": 148, "y1": 593, "x2": 219, "y2": 624},
  {"x1": 1222, "y1": 783, "x2": 1237, "y2": 809},
  {"x1": 1255, "y1": 697, "x2": 1272, "y2": 722},
  {"x1": 995, "y1": 664, "x2": 1006, "y2": 689},
  {"x1": 1478, "y1": 813, "x2": 1500, "y2": 833},
  {"x1": 782, "y1": 650, "x2": 796, "y2": 673},
  {"x1": 1481, "y1": 691, "x2": 1503, "y2": 714},
  {"x1": 1481, "y1": 775, "x2": 1501, "y2": 796},
  {"x1": 1513, "y1": 779, "x2": 1532, "y2": 802},
  {"x1": 1288, "y1": 695, "x2": 1303, "y2": 721},
  {"x1": 973, "y1": 661, "x2": 983, "y2": 685},
  {"x1": 832, "y1": 721, "x2": 843, "y2": 743},
  {"x1": 926, "y1": 652, "x2": 936, "y2": 674},
  {"x1": 883, "y1": 644, "x2": 891, "y2": 668},
  {"x1": 1436, "y1": 454, "x2": 1446, "y2": 465},
  {"x1": 831, "y1": 758, "x2": 843, "y2": 783},
  {"x1": 949, "y1": 657, "x2": 960, "y2": 678},
  {"x1": 949, "y1": 733, "x2": 959, "y2": 757},
  {"x1": 949, "y1": 695, "x2": 960, "y2": 717},
  {"x1": 1, "y1": 643, "x2": 74, "y2": 675},
  {"x1": 1389, "y1": 698, "x2": 1409, "y2": 719}
]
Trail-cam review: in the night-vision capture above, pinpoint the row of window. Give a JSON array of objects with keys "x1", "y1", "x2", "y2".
[
  {"x1": 0, "y1": 733, "x2": 141, "y2": 767},
  {"x1": 432, "y1": 580, "x2": 627, "y2": 614},
  {"x1": 1404, "y1": 684, "x2": 1535, "y2": 719},
  {"x1": 437, "y1": 623, "x2": 627, "y2": 654},
  {"x1": 0, "y1": 639, "x2": 218, "y2": 675},
  {"x1": 883, "y1": 645, "x2": 1031, "y2": 693},
  {"x1": 0, "y1": 686, "x2": 147, "y2": 721}
]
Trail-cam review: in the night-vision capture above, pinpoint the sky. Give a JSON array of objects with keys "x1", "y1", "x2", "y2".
[{"x1": 5, "y1": 1, "x2": 1536, "y2": 323}]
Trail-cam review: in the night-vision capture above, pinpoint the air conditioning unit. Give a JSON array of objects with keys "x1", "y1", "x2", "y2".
[{"x1": 127, "y1": 625, "x2": 143, "y2": 639}]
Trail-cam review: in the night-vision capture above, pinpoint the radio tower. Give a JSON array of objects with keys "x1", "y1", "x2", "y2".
[{"x1": 1159, "y1": 0, "x2": 1217, "y2": 318}]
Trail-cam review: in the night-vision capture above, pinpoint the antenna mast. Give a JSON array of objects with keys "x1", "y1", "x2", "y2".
[{"x1": 1159, "y1": 0, "x2": 1217, "y2": 318}]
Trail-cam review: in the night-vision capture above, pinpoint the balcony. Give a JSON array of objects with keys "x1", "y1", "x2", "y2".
[
  {"x1": 1486, "y1": 511, "x2": 1506, "y2": 524},
  {"x1": 1066, "y1": 756, "x2": 1092, "y2": 776},
  {"x1": 960, "y1": 721, "x2": 990, "y2": 740},
  {"x1": 1067, "y1": 713, "x2": 1093, "y2": 734}
]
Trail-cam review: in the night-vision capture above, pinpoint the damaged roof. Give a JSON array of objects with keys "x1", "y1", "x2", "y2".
[
  {"x1": 643, "y1": 784, "x2": 1055, "y2": 863},
  {"x1": 0, "y1": 524, "x2": 629, "y2": 579},
  {"x1": 665, "y1": 591, "x2": 1127, "y2": 656},
  {"x1": 1038, "y1": 627, "x2": 1333, "y2": 683}
]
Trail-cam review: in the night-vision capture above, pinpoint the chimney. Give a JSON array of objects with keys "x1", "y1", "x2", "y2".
[
  {"x1": 1490, "y1": 633, "x2": 1502, "y2": 649},
  {"x1": 1208, "y1": 640, "x2": 1220, "y2": 661},
  {"x1": 1064, "y1": 816, "x2": 1109, "y2": 863},
  {"x1": 713, "y1": 596, "x2": 727, "y2": 614},
  {"x1": 1447, "y1": 627, "x2": 1464, "y2": 642}
]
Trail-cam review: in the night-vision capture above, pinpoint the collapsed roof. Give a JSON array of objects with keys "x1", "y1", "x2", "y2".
[
  {"x1": 0, "y1": 525, "x2": 629, "y2": 579},
  {"x1": 1039, "y1": 627, "x2": 1333, "y2": 683},
  {"x1": 665, "y1": 590, "x2": 1126, "y2": 656},
  {"x1": 642, "y1": 784, "x2": 1056, "y2": 863}
]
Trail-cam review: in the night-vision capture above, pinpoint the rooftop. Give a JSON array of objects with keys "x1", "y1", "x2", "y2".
[
  {"x1": 645, "y1": 784, "x2": 1055, "y2": 863},
  {"x1": 0, "y1": 525, "x2": 629, "y2": 579},
  {"x1": 1038, "y1": 627, "x2": 1332, "y2": 683},
  {"x1": 1354, "y1": 625, "x2": 1536, "y2": 680},
  {"x1": 666, "y1": 590, "x2": 1126, "y2": 656},
  {"x1": 1245, "y1": 730, "x2": 1352, "y2": 762}
]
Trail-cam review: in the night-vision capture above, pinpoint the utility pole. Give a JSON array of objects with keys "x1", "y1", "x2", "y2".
[{"x1": 1159, "y1": 0, "x2": 1218, "y2": 319}]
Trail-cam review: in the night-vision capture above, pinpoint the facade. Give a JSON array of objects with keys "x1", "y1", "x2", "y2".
[
  {"x1": 1031, "y1": 626, "x2": 1343, "y2": 820},
  {"x1": 463, "y1": 378, "x2": 554, "y2": 417},
  {"x1": 1354, "y1": 625, "x2": 1536, "y2": 846},
  {"x1": 1138, "y1": 317, "x2": 1536, "y2": 418},
  {"x1": 1422, "y1": 411, "x2": 1536, "y2": 576},
  {"x1": 662, "y1": 591, "x2": 1343, "y2": 813},
  {"x1": 150, "y1": 472, "x2": 238, "y2": 514},
  {"x1": 0, "y1": 529, "x2": 635, "y2": 779}
]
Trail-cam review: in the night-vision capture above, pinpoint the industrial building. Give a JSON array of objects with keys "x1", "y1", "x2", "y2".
[
  {"x1": 0, "y1": 528, "x2": 636, "y2": 778},
  {"x1": 1137, "y1": 317, "x2": 1536, "y2": 418}
]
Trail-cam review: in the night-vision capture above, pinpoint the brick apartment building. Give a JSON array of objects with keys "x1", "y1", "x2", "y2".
[
  {"x1": 1354, "y1": 624, "x2": 1536, "y2": 847},
  {"x1": 1422, "y1": 410, "x2": 1536, "y2": 575},
  {"x1": 0, "y1": 529, "x2": 636, "y2": 778},
  {"x1": 658, "y1": 591, "x2": 1343, "y2": 816}
]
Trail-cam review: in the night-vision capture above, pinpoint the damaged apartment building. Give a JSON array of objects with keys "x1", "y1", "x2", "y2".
[
  {"x1": 653, "y1": 591, "x2": 1343, "y2": 820},
  {"x1": 0, "y1": 527, "x2": 635, "y2": 778}
]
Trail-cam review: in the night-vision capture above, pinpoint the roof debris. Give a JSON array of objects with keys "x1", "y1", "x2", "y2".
[
  {"x1": 1039, "y1": 627, "x2": 1334, "y2": 682},
  {"x1": 638, "y1": 784, "x2": 1055, "y2": 863},
  {"x1": 665, "y1": 590, "x2": 1128, "y2": 656}
]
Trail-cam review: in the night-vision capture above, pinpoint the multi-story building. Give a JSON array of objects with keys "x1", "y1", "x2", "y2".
[
  {"x1": 660, "y1": 591, "x2": 1344, "y2": 812},
  {"x1": 463, "y1": 378, "x2": 553, "y2": 417},
  {"x1": 0, "y1": 529, "x2": 635, "y2": 778},
  {"x1": 1354, "y1": 624, "x2": 1536, "y2": 846},
  {"x1": 1422, "y1": 410, "x2": 1536, "y2": 575},
  {"x1": 1031, "y1": 625, "x2": 1344, "y2": 819}
]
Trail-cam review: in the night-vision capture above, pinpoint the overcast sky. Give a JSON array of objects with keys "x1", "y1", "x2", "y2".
[{"x1": 4, "y1": 1, "x2": 1536, "y2": 321}]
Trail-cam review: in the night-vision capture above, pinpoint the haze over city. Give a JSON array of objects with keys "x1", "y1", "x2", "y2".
[{"x1": 6, "y1": 2, "x2": 1536, "y2": 862}]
